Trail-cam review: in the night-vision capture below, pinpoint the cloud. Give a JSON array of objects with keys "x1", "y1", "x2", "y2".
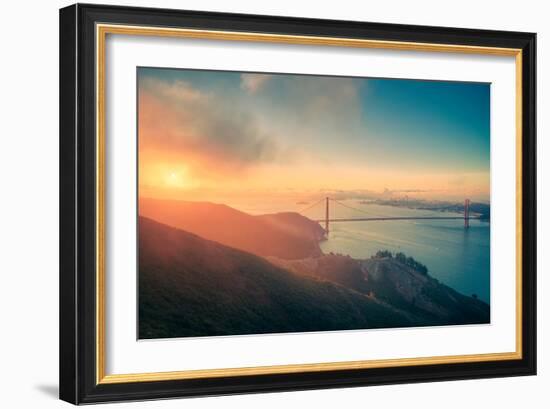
[
  {"x1": 137, "y1": 74, "x2": 366, "y2": 186},
  {"x1": 240, "y1": 73, "x2": 272, "y2": 94},
  {"x1": 138, "y1": 77, "x2": 280, "y2": 180},
  {"x1": 266, "y1": 76, "x2": 365, "y2": 141}
]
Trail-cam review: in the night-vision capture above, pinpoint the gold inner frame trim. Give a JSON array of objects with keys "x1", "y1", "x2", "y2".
[{"x1": 95, "y1": 23, "x2": 523, "y2": 385}]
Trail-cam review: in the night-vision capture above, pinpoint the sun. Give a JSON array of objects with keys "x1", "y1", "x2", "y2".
[
  {"x1": 165, "y1": 171, "x2": 182, "y2": 187},
  {"x1": 164, "y1": 168, "x2": 199, "y2": 190}
]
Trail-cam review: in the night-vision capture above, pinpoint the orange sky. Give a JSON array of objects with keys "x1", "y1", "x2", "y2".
[{"x1": 138, "y1": 68, "x2": 491, "y2": 203}]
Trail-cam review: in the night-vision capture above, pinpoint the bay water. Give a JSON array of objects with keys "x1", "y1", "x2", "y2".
[{"x1": 225, "y1": 197, "x2": 490, "y2": 304}]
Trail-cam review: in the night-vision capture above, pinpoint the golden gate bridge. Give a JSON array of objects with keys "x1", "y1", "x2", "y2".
[{"x1": 299, "y1": 197, "x2": 476, "y2": 235}]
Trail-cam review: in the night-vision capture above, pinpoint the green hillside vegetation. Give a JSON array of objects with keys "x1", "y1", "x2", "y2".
[
  {"x1": 268, "y1": 252, "x2": 489, "y2": 326},
  {"x1": 139, "y1": 216, "x2": 416, "y2": 339},
  {"x1": 374, "y1": 250, "x2": 428, "y2": 275}
]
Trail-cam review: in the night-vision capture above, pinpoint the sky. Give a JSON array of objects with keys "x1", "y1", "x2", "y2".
[{"x1": 137, "y1": 67, "x2": 490, "y2": 203}]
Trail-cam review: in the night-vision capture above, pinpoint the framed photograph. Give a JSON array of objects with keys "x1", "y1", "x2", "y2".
[{"x1": 59, "y1": 3, "x2": 536, "y2": 404}]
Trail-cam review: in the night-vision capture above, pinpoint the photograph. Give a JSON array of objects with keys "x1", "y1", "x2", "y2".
[{"x1": 137, "y1": 67, "x2": 491, "y2": 339}]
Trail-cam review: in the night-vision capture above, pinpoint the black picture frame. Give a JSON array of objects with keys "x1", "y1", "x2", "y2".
[{"x1": 60, "y1": 3, "x2": 536, "y2": 405}]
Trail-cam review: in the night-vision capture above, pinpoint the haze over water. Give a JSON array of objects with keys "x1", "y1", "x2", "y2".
[{"x1": 227, "y1": 197, "x2": 490, "y2": 303}]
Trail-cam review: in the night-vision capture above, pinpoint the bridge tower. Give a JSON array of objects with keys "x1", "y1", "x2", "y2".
[
  {"x1": 325, "y1": 197, "x2": 330, "y2": 235},
  {"x1": 464, "y1": 198, "x2": 470, "y2": 228}
]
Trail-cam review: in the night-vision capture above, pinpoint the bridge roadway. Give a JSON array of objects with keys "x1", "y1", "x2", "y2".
[{"x1": 313, "y1": 216, "x2": 481, "y2": 223}]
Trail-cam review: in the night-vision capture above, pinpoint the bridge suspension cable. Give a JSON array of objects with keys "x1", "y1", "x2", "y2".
[
  {"x1": 297, "y1": 198, "x2": 326, "y2": 214},
  {"x1": 330, "y1": 198, "x2": 391, "y2": 218},
  {"x1": 298, "y1": 197, "x2": 392, "y2": 218},
  {"x1": 298, "y1": 197, "x2": 474, "y2": 234}
]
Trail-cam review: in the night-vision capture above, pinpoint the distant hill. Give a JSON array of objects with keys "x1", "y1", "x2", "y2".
[
  {"x1": 139, "y1": 198, "x2": 324, "y2": 260},
  {"x1": 138, "y1": 216, "x2": 416, "y2": 339},
  {"x1": 268, "y1": 253, "x2": 489, "y2": 326},
  {"x1": 374, "y1": 198, "x2": 490, "y2": 220}
]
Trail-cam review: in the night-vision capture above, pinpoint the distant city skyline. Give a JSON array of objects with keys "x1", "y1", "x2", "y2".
[{"x1": 138, "y1": 67, "x2": 490, "y2": 202}]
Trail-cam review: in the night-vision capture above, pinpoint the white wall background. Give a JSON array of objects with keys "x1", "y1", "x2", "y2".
[{"x1": 0, "y1": 0, "x2": 546, "y2": 407}]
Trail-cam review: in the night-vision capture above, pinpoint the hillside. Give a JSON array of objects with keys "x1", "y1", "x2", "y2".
[
  {"x1": 139, "y1": 198, "x2": 324, "y2": 260},
  {"x1": 138, "y1": 216, "x2": 416, "y2": 339},
  {"x1": 267, "y1": 253, "x2": 490, "y2": 326}
]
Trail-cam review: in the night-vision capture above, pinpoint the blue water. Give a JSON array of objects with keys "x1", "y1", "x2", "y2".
[{"x1": 228, "y1": 198, "x2": 490, "y2": 304}]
